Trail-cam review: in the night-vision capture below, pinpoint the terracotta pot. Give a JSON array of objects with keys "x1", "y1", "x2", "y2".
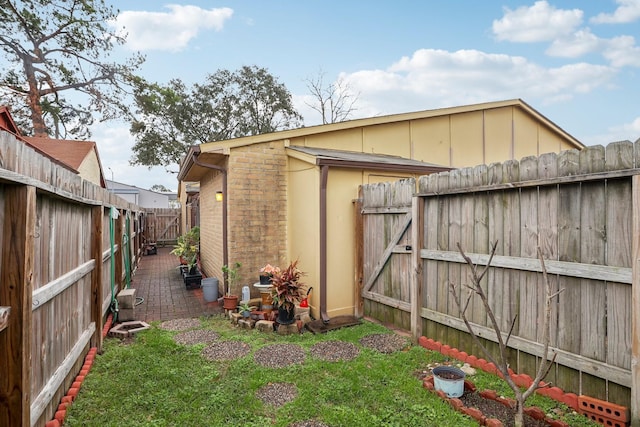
[{"x1": 223, "y1": 295, "x2": 239, "y2": 310}]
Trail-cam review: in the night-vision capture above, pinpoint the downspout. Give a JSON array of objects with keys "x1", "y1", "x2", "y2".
[
  {"x1": 191, "y1": 149, "x2": 229, "y2": 277},
  {"x1": 320, "y1": 164, "x2": 330, "y2": 323}
]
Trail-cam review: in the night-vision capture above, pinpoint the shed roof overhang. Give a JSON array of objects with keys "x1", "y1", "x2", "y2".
[
  {"x1": 178, "y1": 145, "x2": 227, "y2": 182},
  {"x1": 286, "y1": 146, "x2": 452, "y2": 174}
]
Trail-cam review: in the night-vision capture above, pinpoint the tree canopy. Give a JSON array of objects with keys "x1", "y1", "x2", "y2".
[
  {"x1": 0, "y1": 0, "x2": 144, "y2": 138},
  {"x1": 129, "y1": 65, "x2": 303, "y2": 167}
]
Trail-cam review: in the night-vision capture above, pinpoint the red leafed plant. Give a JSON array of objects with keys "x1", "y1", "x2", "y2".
[{"x1": 270, "y1": 259, "x2": 306, "y2": 312}]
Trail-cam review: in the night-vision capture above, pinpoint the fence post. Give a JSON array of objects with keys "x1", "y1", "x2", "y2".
[
  {"x1": 91, "y1": 206, "x2": 104, "y2": 351},
  {"x1": 354, "y1": 188, "x2": 364, "y2": 317},
  {"x1": 631, "y1": 175, "x2": 640, "y2": 427},
  {"x1": 0, "y1": 185, "x2": 36, "y2": 426},
  {"x1": 411, "y1": 194, "x2": 424, "y2": 341}
]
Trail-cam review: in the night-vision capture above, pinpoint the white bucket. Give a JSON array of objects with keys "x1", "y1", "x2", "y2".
[
  {"x1": 432, "y1": 366, "x2": 466, "y2": 398},
  {"x1": 202, "y1": 278, "x2": 219, "y2": 302}
]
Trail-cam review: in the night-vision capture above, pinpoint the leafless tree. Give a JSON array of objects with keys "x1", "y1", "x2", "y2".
[
  {"x1": 304, "y1": 69, "x2": 359, "y2": 124},
  {"x1": 450, "y1": 241, "x2": 562, "y2": 427}
]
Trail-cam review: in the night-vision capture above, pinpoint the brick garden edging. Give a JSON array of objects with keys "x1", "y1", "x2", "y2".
[
  {"x1": 418, "y1": 336, "x2": 630, "y2": 427},
  {"x1": 44, "y1": 313, "x2": 113, "y2": 426}
]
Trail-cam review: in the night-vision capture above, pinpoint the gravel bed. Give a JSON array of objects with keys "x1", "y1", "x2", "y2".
[
  {"x1": 173, "y1": 329, "x2": 219, "y2": 345},
  {"x1": 158, "y1": 318, "x2": 201, "y2": 331},
  {"x1": 201, "y1": 340, "x2": 251, "y2": 361},
  {"x1": 359, "y1": 333, "x2": 409, "y2": 354},
  {"x1": 256, "y1": 382, "x2": 298, "y2": 407},
  {"x1": 309, "y1": 340, "x2": 360, "y2": 362},
  {"x1": 254, "y1": 343, "x2": 306, "y2": 368}
]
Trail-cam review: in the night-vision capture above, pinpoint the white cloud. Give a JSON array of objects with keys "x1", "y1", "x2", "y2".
[
  {"x1": 583, "y1": 116, "x2": 640, "y2": 146},
  {"x1": 492, "y1": 1, "x2": 583, "y2": 42},
  {"x1": 545, "y1": 29, "x2": 604, "y2": 58},
  {"x1": 603, "y1": 35, "x2": 640, "y2": 67},
  {"x1": 112, "y1": 5, "x2": 233, "y2": 52},
  {"x1": 591, "y1": 0, "x2": 640, "y2": 24},
  {"x1": 330, "y1": 49, "x2": 616, "y2": 118}
]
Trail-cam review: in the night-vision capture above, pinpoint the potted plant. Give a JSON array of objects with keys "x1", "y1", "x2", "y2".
[
  {"x1": 270, "y1": 259, "x2": 306, "y2": 325},
  {"x1": 171, "y1": 226, "x2": 200, "y2": 274},
  {"x1": 237, "y1": 301, "x2": 253, "y2": 318},
  {"x1": 222, "y1": 261, "x2": 241, "y2": 310},
  {"x1": 259, "y1": 263, "x2": 280, "y2": 284}
]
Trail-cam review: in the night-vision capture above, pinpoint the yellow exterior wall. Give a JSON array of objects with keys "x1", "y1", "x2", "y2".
[
  {"x1": 484, "y1": 108, "x2": 513, "y2": 164},
  {"x1": 450, "y1": 111, "x2": 485, "y2": 167},
  {"x1": 78, "y1": 152, "x2": 102, "y2": 186},
  {"x1": 295, "y1": 128, "x2": 363, "y2": 152},
  {"x1": 287, "y1": 157, "x2": 320, "y2": 313},
  {"x1": 363, "y1": 122, "x2": 411, "y2": 158},
  {"x1": 411, "y1": 116, "x2": 451, "y2": 166}
]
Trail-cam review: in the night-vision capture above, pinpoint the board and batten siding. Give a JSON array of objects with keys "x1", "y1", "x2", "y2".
[{"x1": 359, "y1": 141, "x2": 639, "y2": 422}]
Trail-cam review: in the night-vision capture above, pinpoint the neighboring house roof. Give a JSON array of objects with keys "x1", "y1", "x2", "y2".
[
  {"x1": 24, "y1": 137, "x2": 106, "y2": 188},
  {"x1": 287, "y1": 146, "x2": 450, "y2": 174},
  {"x1": 0, "y1": 106, "x2": 107, "y2": 188},
  {"x1": 196, "y1": 98, "x2": 584, "y2": 152},
  {"x1": 0, "y1": 106, "x2": 21, "y2": 136}
]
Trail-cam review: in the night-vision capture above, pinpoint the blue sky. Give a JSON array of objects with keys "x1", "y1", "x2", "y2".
[{"x1": 94, "y1": 0, "x2": 640, "y2": 191}]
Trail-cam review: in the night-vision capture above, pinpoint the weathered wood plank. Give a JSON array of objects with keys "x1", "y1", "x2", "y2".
[
  {"x1": 420, "y1": 249, "x2": 631, "y2": 283},
  {"x1": 605, "y1": 143, "x2": 633, "y2": 370},
  {"x1": 31, "y1": 260, "x2": 95, "y2": 310},
  {"x1": 29, "y1": 323, "x2": 95, "y2": 427},
  {"x1": 0, "y1": 185, "x2": 36, "y2": 427},
  {"x1": 579, "y1": 147, "x2": 607, "y2": 363},
  {"x1": 631, "y1": 175, "x2": 640, "y2": 423}
]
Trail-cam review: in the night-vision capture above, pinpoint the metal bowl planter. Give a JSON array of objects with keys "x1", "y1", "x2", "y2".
[{"x1": 432, "y1": 366, "x2": 466, "y2": 398}]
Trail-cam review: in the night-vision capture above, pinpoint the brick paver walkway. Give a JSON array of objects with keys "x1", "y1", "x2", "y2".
[{"x1": 131, "y1": 246, "x2": 223, "y2": 322}]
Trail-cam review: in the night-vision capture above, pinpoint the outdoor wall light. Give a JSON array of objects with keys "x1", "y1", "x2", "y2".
[{"x1": 215, "y1": 191, "x2": 223, "y2": 202}]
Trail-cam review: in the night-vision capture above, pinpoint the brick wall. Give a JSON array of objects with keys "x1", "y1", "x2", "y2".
[
  {"x1": 199, "y1": 171, "x2": 224, "y2": 294},
  {"x1": 226, "y1": 141, "x2": 288, "y2": 296},
  {"x1": 197, "y1": 141, "x2": 289, "y2": 297}
]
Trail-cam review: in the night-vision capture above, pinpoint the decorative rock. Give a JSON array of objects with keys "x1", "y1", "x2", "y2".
[
  {"x1": 230, "y1": 312, "x2": 242, "y2": 325},
  {"x1": 460, "y1": 363, "x2": 476, "y2": 376},
  {"x1": 256, "y1": 320, "x2": 275, "y2": 333},
  {"x1": 238, "y1": 318, "x2": 255, "y2": 329},
  {"x1": 277, "y1": 323, "x2": 299, "y2": 335}
]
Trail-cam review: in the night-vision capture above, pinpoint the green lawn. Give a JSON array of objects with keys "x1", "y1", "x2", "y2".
[{"x1": 64, "y1": 316, "x2": 595, "y2": 427}]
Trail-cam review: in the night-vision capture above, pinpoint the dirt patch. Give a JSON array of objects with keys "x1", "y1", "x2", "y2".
[
  {"x1": 254, "y1": 343, "x2": 305, "y2": 368},
  {"x1": 159, "y1": 318, "x2": 201, "y2": 331},
  {"x1": 201, "y1": 340, "x2": 250, "y2": 361},
  {"x1": 256, "y1": 382, "x2": 298, "y2": 407},
  {"x1": 309, "y1": 340, "x2": 360, "y2": 362},
  {"x1": 173, "y1": 329, "x2": 219, "y2": 345},
  {"x1": 359, "y1": 333, "x2": 410, "y2": 353},
  {"x1": 460, "y1": 391, "x2": 548, "y2": 427}
]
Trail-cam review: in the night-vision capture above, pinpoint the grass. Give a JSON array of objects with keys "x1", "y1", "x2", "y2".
[{"x1": 65, "y1": 316, "x2": 597, "y2": 427}]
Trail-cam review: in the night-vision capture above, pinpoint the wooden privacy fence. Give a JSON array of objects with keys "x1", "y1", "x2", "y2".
[
  {"x1": 142, "y1": 207, "x2": 180, "y2": 246},
  {"x1": 0, "y1": 131, "x2": 159, "y2": 426},
  {"x1": 359, "y1": 141, "x2": 640, "y2": 421}
]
